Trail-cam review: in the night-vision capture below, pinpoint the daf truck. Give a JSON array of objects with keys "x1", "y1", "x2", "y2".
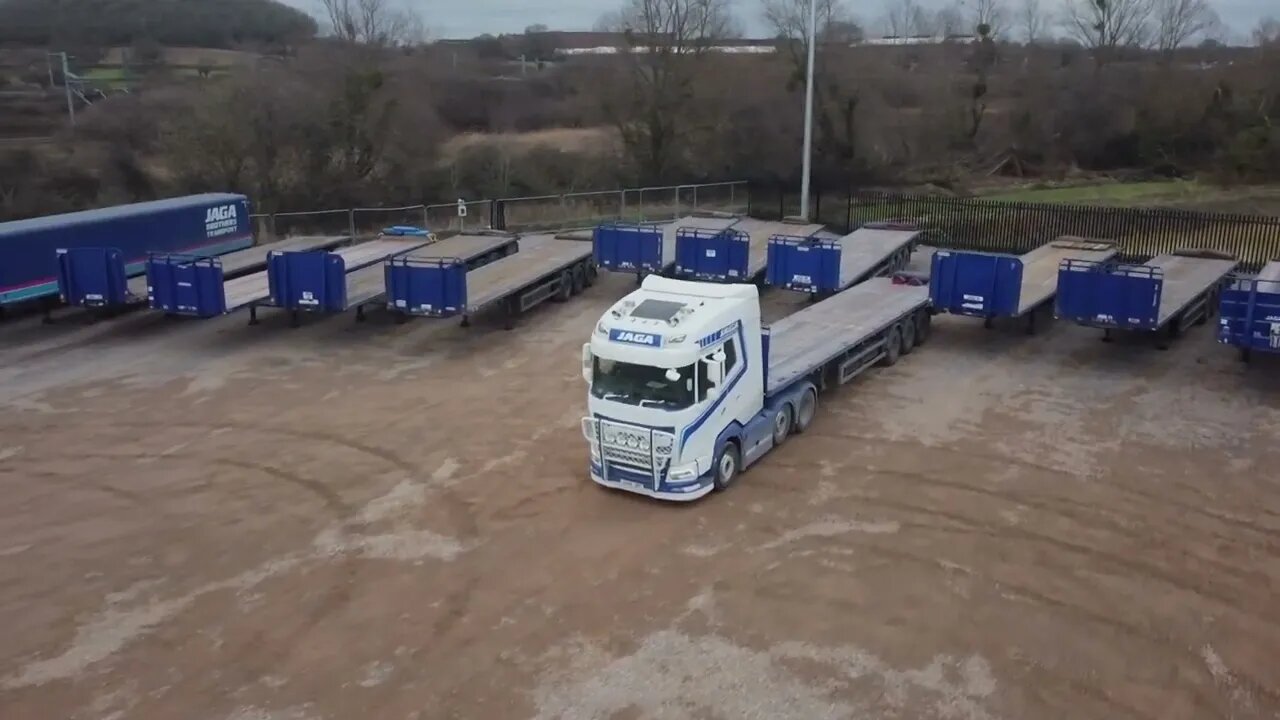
[{"x1": 580, "y1": 274, "x2": 932, "y2": 500}]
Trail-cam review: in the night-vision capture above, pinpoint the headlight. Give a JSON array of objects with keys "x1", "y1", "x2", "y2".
[
  {"x1": 603, "y1": 427, "x2": 618, "y2": 444},
  {"x1": 581, "y1": 418, "x2": 596, "y2": 441}
]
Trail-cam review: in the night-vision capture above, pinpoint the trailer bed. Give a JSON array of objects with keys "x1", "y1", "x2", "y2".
[
  {"x1": 132, "y1": 235, "x2": 347, "y2": 301},
  {"x1": 766, "y1": 277, "x2": 929, "y2": 394},
  {"x1": 399, "y1": 232, "x2": 516, "y2": 265},
  {"x1": 735, "y1": 219, "x2": 826, "y2": 278},
  {"x1": 1016, "y1": 240, "x2": 1117, "y2": 315},
  {"x1": 464, "y1": 234, "x2": 592, "y2": 312},
  {"x1": 1151, "y1": 253, "x2": 1239, "y2": 325},
  {"x1": 767, "y1": 223, "x2": 923, "y2": 294},
  {"x1": 835, "y1": 226, "x2": 923, "y2": 289}
]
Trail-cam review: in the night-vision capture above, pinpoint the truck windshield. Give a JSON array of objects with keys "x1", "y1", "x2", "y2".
[{"x1": 592, "y1": 357, "x2": 695, "y2": 410}]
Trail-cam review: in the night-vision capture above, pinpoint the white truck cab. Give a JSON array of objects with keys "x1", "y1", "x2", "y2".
[{"x1": 581, "y1": 276, "x2": 765, "y2": 500}]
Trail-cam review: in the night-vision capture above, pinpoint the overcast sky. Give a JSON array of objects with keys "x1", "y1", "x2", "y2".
[{"x1": 281, "y1": 0, "x2": 1274, "y2": 43}]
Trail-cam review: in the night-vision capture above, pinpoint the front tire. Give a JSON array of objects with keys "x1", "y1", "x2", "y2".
[{"x1": 713, "y1": 442, "x2": 741, "y2": 491}]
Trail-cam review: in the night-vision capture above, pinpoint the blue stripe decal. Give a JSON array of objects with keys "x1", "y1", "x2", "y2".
[{"x1": 679, "y1": 324, "x2": 749, "y2": 453}]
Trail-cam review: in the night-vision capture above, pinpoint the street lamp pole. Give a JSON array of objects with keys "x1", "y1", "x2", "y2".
[{"x1": 798, "y1": 0, "x2": 818, "y2": 220}]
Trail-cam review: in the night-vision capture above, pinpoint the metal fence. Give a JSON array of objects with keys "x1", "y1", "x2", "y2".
[
  {"x1": 247, "y1": 181, "x2": 751, "y2": 244},
  {"x1": 753, "y1": 187, "x2": 1280, "y2": 272}
]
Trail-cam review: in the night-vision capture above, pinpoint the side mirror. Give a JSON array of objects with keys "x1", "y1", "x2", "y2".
[{"x1": 581, "y1": 343, "x2": 592, "y2": 383}]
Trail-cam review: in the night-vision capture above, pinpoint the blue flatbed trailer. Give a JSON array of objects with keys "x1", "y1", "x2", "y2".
[
  {"x1": 674, "y1": 217, "x2": 827, "y2": 284},
  {"x1": 1218, "y1": 260, "x2": 1280, "y2": 362},
  {"x1": 384, "y1": 231, "x2": 522, "y2": 320},
  {"x1": 929, "y1": 238, "x2": 1117, "y2": 334},
  {"x1": 0, "y1": 194, "x2": 253, "y2": 315},
  {"x1": 765, "y1": 221, "x2": 925, "y2": 297},
  {"x1": 384, "y1": 232, "x2": 595, "y2": 329},
  {"x1": 592, "y1": 213, "x2": 738, "y2": 279},
  {"x1": 146, "y1": 235, "x2": 350, "y2": 319},
  {"x1": 765, "y1": 275, "x2": 934, "y2": 397},
  {"x1": 1056, "y1": 249, "x2": 1239, "y2": 347}
]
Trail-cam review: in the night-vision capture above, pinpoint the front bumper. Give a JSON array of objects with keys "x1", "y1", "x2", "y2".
[{"x1": 589, "y1": 460, "x2": 715, "y2": 502}]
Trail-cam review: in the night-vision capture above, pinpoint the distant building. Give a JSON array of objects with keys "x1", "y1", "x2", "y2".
[{"x1": 864, "y1": 34, "x2": 978, "y2": 46}]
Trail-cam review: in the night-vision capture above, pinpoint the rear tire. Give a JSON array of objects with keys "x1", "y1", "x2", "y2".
[
  {"x1": 571, "y1": 264, "x2": 586, "y2": 295},
  {"x1": 555, "y1": 270, "x2": 573, "y2": 302},
  {"x1": 914, "y1": 310, "x2": 932, "y2": 345},
  {"x1": 713, "y1": 442, "x2": 741, "y2": 491},
  {"x1": 879, "y1": 324, "x2": 902, "y2": 366},
  {"x1": 900, "y1": 314, "x2": 917, "y2": 354},
  {"x1": 583, "y1": 261, "x2": 598, "y2": 287},
  {"x1": 793, "y1": 387, "x2": 818, "y2": 434},
  {"x1": 772, "y1": 406, "x2": 792, "y2": 446}
]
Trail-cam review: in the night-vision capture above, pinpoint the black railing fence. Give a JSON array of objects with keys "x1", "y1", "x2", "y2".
[{"x1": 750, "y1": 186, "x2": 1280, "y2": 272}]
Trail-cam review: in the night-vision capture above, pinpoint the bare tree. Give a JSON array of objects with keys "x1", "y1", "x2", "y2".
[
  {"x1": 764, "y1": 0, "x2": 864, "y2": 182},
  {"x1": 934, "y1": 3, "x2": 965, "y2": 36},
  {"x1": 600, "y1": 0, "x2": 736, "y2": 180},
  {"x1": 971, "y1": 0, "x2": 1007, "y2": 37},
  {"x1": 1019, "y1": 0, "x2": 1046, "y2": 43},
  {"x1": 1152, "y1": 0, "x2": 1219, "y2": 53},
  {"x1": 1061, "y1": 0, "x2": 1155, "y2": 61},
  {"x1": 1252, "y1": 16, "x2": 1279, "y2": 47},
  {"x1": 319, "y1": 0, "x2": 421, "y2": 46},
  {"x1": 883, "y1": 0, "x2": 925, "y2": 37}
]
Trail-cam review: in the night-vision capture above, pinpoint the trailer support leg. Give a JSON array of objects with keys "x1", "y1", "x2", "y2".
[
  {"x1": 983, "y1": 317, "x2": 993, "y2": 330},
  {"x1": 291, "y1": 309, "x2": 300, "y2": 328},
  {"x1": 395, "y1": 312, "x2": 407, "y2": 325},
  {"x1": 1241, "y1": 348, "x2": 1251, "y2": 363},
  {"x1": 248, "y1": 305, "x2": 259, "y2": 326},
  {"x1": 41, "y1": 299, "x2": 55, "y2": 325},
  {"x1": 1026, "y1": 311, "x2": 1037, "y2": 336},
  {"x1": 356, "y1": 305, "x2": 365, "y2": 323},
  {"x1": 1102, "y1": 329, "x2": 1112, "y2": 343},
  {"x1": 460, "y1": 315, "x2": 471, "y2": 328},
  {"x1": 504, "y1": 299, "x2": 517, "y2": 331}
]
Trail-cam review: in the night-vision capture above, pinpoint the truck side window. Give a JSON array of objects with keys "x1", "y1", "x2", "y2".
[
  {"x1": 696, "y1": 356, "x2": 710, "y2": 402},
  {"x1": 723, "y1": 338, "x2": 738, "y2": 373}
]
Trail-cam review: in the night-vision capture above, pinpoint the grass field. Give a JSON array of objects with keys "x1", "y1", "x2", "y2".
[{"x1": 979, "y1": 180, "x2": 1280, "y2": 215}]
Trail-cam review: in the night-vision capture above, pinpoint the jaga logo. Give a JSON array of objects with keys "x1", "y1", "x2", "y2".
[
  {"x1": 609, "y1": 329, "x2": 662, "y2": 347},
  {"x1": 204, "y1": 204, "x2": 240, "y2": 238}
]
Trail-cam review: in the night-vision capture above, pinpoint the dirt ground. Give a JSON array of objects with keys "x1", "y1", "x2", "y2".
[{"x1": 1, "y1": 271, "x2": 1279, "y2": 720}]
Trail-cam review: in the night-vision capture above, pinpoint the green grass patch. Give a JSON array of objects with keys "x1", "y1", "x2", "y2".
[{"x1": 978, "y1": 180, "x2": 1206, "y2": 205}]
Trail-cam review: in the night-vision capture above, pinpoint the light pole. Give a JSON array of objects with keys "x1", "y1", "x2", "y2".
[{"x1": 799, "y1": 0, "x2": 818, "y2": 220}]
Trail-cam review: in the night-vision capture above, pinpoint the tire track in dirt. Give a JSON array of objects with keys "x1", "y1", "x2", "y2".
[{"x1": 740, "y1": 543, "x2": 1226, "y2": 719}]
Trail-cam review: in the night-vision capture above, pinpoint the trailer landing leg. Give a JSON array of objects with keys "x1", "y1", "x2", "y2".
[
  {"x1": 983, "y1": 317, "x2": 993, "y2": 330},
  {"x1": 355, "y1": 305, "x2": 366, "y2": 323},
  {"x1": 1026, "y1": 311, "x2": 1037, "y2": 336},
  {"x1": 1102, "y1": 329, "x2": 1112, "y2": 343},
  {"x1": 41, "y1": 299, "x2": 55, "y2": 325},
  {"x1": 460, "y1": 315, "x2": 471, "y2": 328},
  {"x1": 1241, "y1": 348, "x2": 1251, "y2": 363},
  {"x1": 290, "y1": 309, "x2": 300, "y2": 328},
  {"x1": 248, "y1": 305, "x2": 259, "y2": 326}
]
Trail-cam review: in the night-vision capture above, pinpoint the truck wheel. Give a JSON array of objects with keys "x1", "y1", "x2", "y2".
[
  {"x1": 583, "y1": 261, "x2": 598, "y2": 287},
  {"x1": 571, "y1": 264, "x2": 587, "y2": 295},
  {"x1": 914, "y1": 310, "x2": 932, "y2": 345},
  {"x1": 555, "y1": 270, "x2": 573, "y2": 302},
  {"x1": 900, "y1": 315, "x2": 917, "y2": 354},
  {"x1": 772, "y1": 406, "x2": 792, "y2": 446},
  {"x1": 879, "y1": 324, "x2": 902, "y2": 366},
  {"x1": 793, "y1": 388, "x2": 818, "y2": 434},
  {"x1": 713, "y1": 442, "x2": 741, "y2": 491}
]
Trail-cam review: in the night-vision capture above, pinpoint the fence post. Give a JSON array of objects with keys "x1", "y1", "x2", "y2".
[
  {"x1": 814, "y1": 190, "x2": 821, "y2": 224},
  {"x1": 270, "y1": 213, "x2": 278, "y2": 240},
  {"x1": 693, "y1": 184, "x2": 699, "y2": 211},
  {"x1": 674, "y1": 186, "x2": 681, "y2": 219},
  {"x1": 846, "y1": 192, "x2": 853, "y2": 232},
  {"x1": 730, "y1": 183, "x2": 736, "y2": 214},
  {"x1": 423, "y1": 205, "x2": 430, "y2": 230},
  {"x1": 348, "y1": 209, "x2": 357, "y2": 240},
  {"x1": 619, "y1": 190, "x2": 627, "y2": 222}
]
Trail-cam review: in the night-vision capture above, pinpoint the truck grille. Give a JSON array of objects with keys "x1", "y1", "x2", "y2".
[{"x1": 603, "y1": 445, "x2": 651, "y2": 467}]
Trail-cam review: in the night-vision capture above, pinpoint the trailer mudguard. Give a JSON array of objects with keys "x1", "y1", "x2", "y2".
[
  {"x1": 766, "y1": 235, "x2": 840, "y2": 293},
  {"x1": 593, "y1": 222, "x2": 665, "y2": 273},
  {"x1": 674, "y1": 228, "x2": 750, "y2": 281},
  {"x1": 1056, "y1": 259, "x2": 1162, "y2": 330},
  {"x1": 267, "y1": 250, "x2": 347, "y2": 312},
  {"x1": 384, "y1": 257, "x2": 468, "y2": 317},
  {"x1": 146, "y1": 254, "x2": 227, "y2": 317},
  {"x1": 1218, "y1": 275, "x2": 1280, "y2": 352},
  {"x1": 56, "y1": 247, "x2": 131, "y2": 308},
  {"x1": 929, "y1": 251, "x2": 1023, "y2": 318}
]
